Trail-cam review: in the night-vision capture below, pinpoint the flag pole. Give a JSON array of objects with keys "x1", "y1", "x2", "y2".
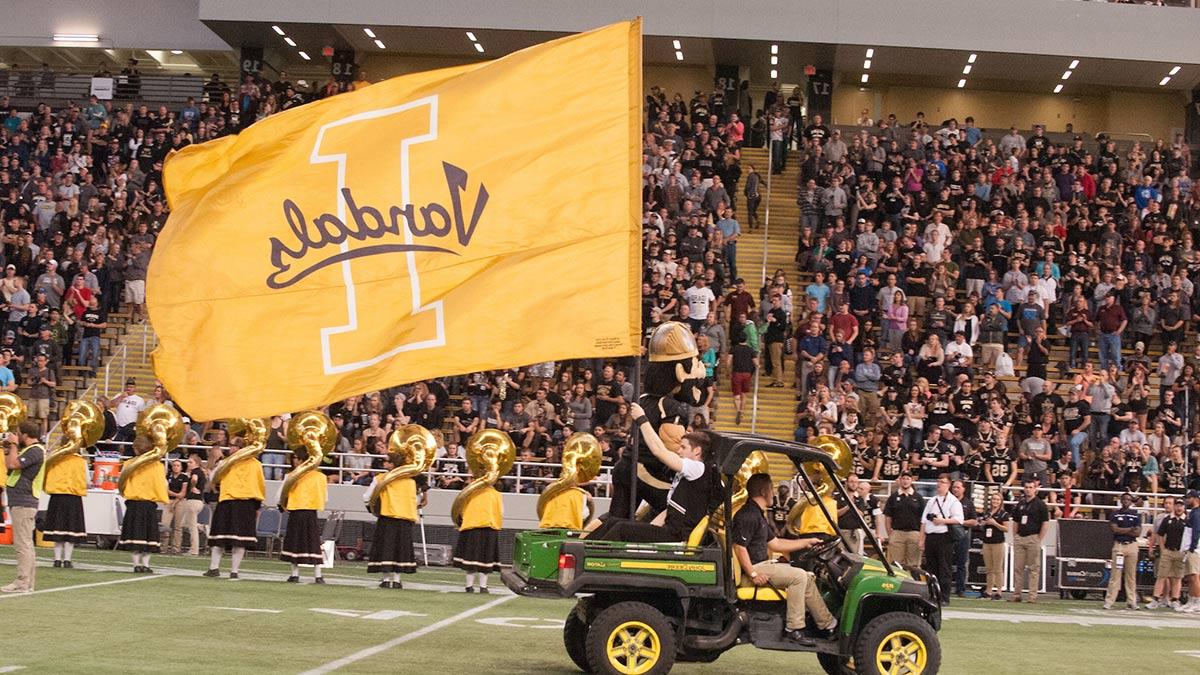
[{"x1": 628, "y1": 344, "x2": 643, "y2": 519}]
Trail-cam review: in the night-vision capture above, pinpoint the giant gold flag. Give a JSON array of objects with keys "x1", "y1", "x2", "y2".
[{"x1": 149, "y1": 21, "x2": 642, "y2": 420}]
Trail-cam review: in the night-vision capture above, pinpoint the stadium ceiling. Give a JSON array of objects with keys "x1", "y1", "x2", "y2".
[{"x1": 198, "y1": 23, "x2": 1199, "y2": 95}]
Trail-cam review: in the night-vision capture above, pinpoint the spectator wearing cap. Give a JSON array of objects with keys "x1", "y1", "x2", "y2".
[
  {"x1": 107, "y1": 378, "x2": 147, "y2": 444},
  {"x1": 883, "y1": 471, "x2": 924, "y2": 568},
  {"x1": 1096, "y1": 293, "x2": 1127, "y2": 371},
  {"x1": 33, "y1": 260, "x2": 64, "y2": 310},
  {"x1": 1019, "y1": 423, "x2": 1053, "y2": 485},
  {"x1": 27, "y1": 353, "x2": 55, "y2": 436}
]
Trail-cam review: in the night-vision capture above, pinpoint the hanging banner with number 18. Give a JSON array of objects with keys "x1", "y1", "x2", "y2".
[{"x1": 148, "y1": 20, "x2": 642, "y2": 420}]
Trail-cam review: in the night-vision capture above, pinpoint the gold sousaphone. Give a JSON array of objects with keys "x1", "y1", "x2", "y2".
[
  {"x1": 450, "y1": 429, "x2": 515, "y2": 527},
  {"x1": 786, "y1": 434, "x2": 853, "y2": 535},
  {"x1": 46, "y1": 400, "x2": 106, "y2": 470},
  {"x1": 212, "y1": 417, "x2": 270, "y2": 487},
  {"x1": 711, "y1": 449, "x2": 771, "y2": 531},
  {"x1": 366, "y1": 424, "x2": 437, "y2": 516},
  {"x1": 117, "y1": 405, "x2": 185, "y2": 492},
  {"x1": 537, "y1": 432, "x2": 602, "y2": 525},
  {"x1": 279, "y1": 410, "x2": 336, "y2": 511},
  {"x1": 0, "y1": 392, "x2": 28, "y2": 436}
]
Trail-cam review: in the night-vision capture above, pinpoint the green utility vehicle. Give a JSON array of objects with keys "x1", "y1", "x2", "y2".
[{"x1": 502, "y1": 432, "x2": 942, "y2": 674}]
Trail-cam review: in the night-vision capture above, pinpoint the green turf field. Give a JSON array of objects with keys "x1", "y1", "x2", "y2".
[{"x1": 0, "y1": 545, "x2": 1197, "y2": 673}]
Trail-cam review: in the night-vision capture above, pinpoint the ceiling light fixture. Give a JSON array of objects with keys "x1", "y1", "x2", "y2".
[
  {"x1": 170, "y1": 50, "x2": 183, "y2": 55},
  {"x1": 1053, "y1": 83, "x2": 1064, "y2": 94},
  {"x1": 474, "y1": 42, "x2": 485, "y2": 53},
  {"x1": 863, "y1": 59, "x2": 871, "y2": 69},
  {"x1": 672, "y1": 39, "x2": 681, "y2": 50},
  {"x1": 1068, "y1": 59, "x2": 1080, "y2": 70},
  {"x1": 364, "y1": 28, "x2": 376, "y2": 38},
  {"x1": 861, "y1": 73, "x2": 869, "y2": 83},
  {"x1": 272, "y1": 26, "x2": 285, "y2": 36},
  {"x1": 1061, "y1": 70, "x2": 1071, "y2": 80},
  {"x1": 1169, "y1": 66, "x2": 1181, "y2": 76},
  {"x1": 770, "y1": 69, "x2": 778, "y2": 79},
  {"x1": 675, "y1": 50, "x2": 683, "y2": 61},
  {"x1": 374, "y1": 39, "x2": 386, "y2": 49},
  {"x1": 770, "y1": 56, "x2": 777, "y2": 65},
  {"x1": 866, "y1": 48, "x2": 874, "y2": 58},
  {"x1": 962, "y1": 65, "x2": 971, "y2": 75},
  {"x1": 284, "y1": 37, "x2": 296, "y2": 47},
  {"x1": 298, "y1": 51, "x2": 310, "y2": 61},
  {"x1": 1160, "y1": 76, "x2": 1172, "y2": 86},
  {"x1": 968, "y1": 53, "x2": 977, "y2": 64},
  {"x1": 466, "y1": 31, "x2": 477, "y2": 42},
  {"x1": 957, "y1": 79, "x2": 966, "y2": 88},
  {"x1": 53, "y1": 34, "x2": 99, "y2": 42},
  {"x1": 771, "y1": 44, "x2": 778, "y2": 55}
]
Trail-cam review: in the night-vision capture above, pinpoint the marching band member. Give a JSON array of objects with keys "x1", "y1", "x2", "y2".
[
  {"x1": 116, "y1": 435, "x2": 167, "y2": 573},
  {"x1": 204, "y1": 444, "x2": 265, "y2": 581},
  {"x1": 42, "y1": 437, "x2": 88, "y2": 569},
  {"x1": 279, "y1": 453, "x2": 328, "y2": 584},
  {"x1": 366, "y1": 457, "x2": 428, "y2": 589},
  {"x1": 451, "y1": 429, "x2": 514, "y2": 594}
]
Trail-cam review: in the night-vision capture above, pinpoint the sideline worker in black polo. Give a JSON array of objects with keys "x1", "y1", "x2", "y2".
[
  {"x1": 732, "y1": 473, "x2": 837, "y2": 645},
  {"x1": 883, "y1": 472, "x2": 924, "y2": 567},
  {"x1": 1009, "y1": 479, "x2": 1049, "y2": 602}
]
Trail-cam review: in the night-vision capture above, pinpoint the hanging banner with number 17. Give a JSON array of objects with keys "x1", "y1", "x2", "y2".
[{"x1": 148, "y1": 20, "x2": 642, "y2": 420}]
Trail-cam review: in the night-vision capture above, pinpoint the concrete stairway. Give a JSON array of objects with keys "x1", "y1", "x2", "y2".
[{"x1": 712, "y1": 145, "x2": 803, "y2": 479}]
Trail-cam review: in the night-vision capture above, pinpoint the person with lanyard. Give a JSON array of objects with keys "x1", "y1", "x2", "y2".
[
  {"x1": 116, "y1": 435, "x2": 167, "y2": 574},
  {"x1": 1103, "y1": 492, "x2": 1143, "y2": 609},
  {"x1": 883, "y1": 471, "x2": 924, "y2": 568},
  {"x1": 919, "y1": 474, "x2": 963, "y2": 606},
  {"x1": 978, "y1": 491, "x2": 1010, "y2": 600},
  {"x1": 43, "y1": 424, "x2": 88, "y2": 569},
  {"x1": 1009, "y1": 479, "x2": 1050, "y2": 602},
  {"x1": 1, "y1": 421, "x2": 45, "y2": 593},
  {"x1": 179, "y1": 453, "x2": 207, "y2": 556},
  {"x1": 589, "y1": 404, "x2": 717, "y2": 543},
  {"x1": 732, "y1": 473, "x2": 838, "y2": 646},
  {"x1": 1147, "y1": 496, "x2": 1186, "y2": 610},
  {"x1": 950, "y1": 479, "x2": 978, "y2": 598},
  {"x1": 204, "y1": 448, "x2": 265, "y2": 580},
  {"x1": 1180, "y1": 490, "x2": 1200, "y2": 613},
  {"x1": 279, "y1": 454, "x2": 329, "y2": 585}
]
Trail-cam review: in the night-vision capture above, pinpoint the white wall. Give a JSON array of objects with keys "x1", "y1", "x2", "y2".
[
  {"x1": 200, "y1": 0, "x2": 1200, "y2": 64},
  {"x1": 0, "y1": 0, "x2": 229, "y2": 51}
]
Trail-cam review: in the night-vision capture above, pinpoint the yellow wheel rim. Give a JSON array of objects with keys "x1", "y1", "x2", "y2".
[
  {"x1": 606, "y1": 620, "x2": 661, "y2": 675},
  {"x1": 874, "y1": 630, "x2": 927, "y2": 675}
]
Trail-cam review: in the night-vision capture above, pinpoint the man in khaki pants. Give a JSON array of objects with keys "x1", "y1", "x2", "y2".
[
  {"x1": 1009, "y1": 479, "x2": 1050, "y2": 602},
  {"x1": 2, "y1": 421, "x2": 46, "y2": 593},
  {"x1": 732, "y1": 474, "x2": 838, "y2": 646},
  {"x1": 883, "y1": 472, "x2": 925, "y2": 568},
  {"x1": 1103, "y1": 493, "x2": 1143, "y2": 609}
]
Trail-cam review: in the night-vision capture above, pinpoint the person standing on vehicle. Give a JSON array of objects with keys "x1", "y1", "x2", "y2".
[
  {"x1": 883, "y1": 472, "x2": 924, "y2": 568},
  {"x1": 733, "y1": 473, "x2": 838, "y2": 646},
  {"x1": 919, "y1": 475, "x2": 962, "y2": 606},
  {"x1": 978, "y1": 491, "x2": 1010, "y2": 599},
  {"x1": 1009, "y1": 479, "x2": 1050, "y2": 602}
]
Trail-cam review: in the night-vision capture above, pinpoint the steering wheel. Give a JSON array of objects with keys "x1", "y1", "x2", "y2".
[{"x1": 800, "y1": 536, "x2": 843, "y2": 562}]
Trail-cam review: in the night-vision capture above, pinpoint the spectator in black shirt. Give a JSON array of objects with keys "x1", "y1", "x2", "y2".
[
  {"x1": 412, "y1": 393, "x2": 445, "y2": 432},
  {"x1": 1009, "y1": 480, "x2": 1050, "y2": 602}
]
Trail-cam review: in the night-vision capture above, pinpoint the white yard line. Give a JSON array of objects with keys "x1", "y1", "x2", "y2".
[
  {"x1": 299, "y1": 594, "x2": 516, "y2": 675},
  {"x1": 945, "y1": 608, "x2": 1200, "y2": 629},
  {"x1": 0, "y1": 573, "x2": 165, "y2": 599}
]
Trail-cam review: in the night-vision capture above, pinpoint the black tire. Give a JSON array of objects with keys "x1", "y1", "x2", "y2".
[
  {"x1": 817, "y1": 652, "x2": 855, "y2": 674},
  {"x1": 563, "y1": 605, "x2": 590, "y2": 672},
  {"x1": 585, "y1": 601, "x2": 676, "y2": 675},
  {"x1": 1070, "y1": 590, "x2": 1088, "y2": 601},
  {"x1": 852, "y1": 611, "x2": 940, "y2": 675},
  {"x1": 343, "y1": 550, "x2": 359, "y2": 561}
]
